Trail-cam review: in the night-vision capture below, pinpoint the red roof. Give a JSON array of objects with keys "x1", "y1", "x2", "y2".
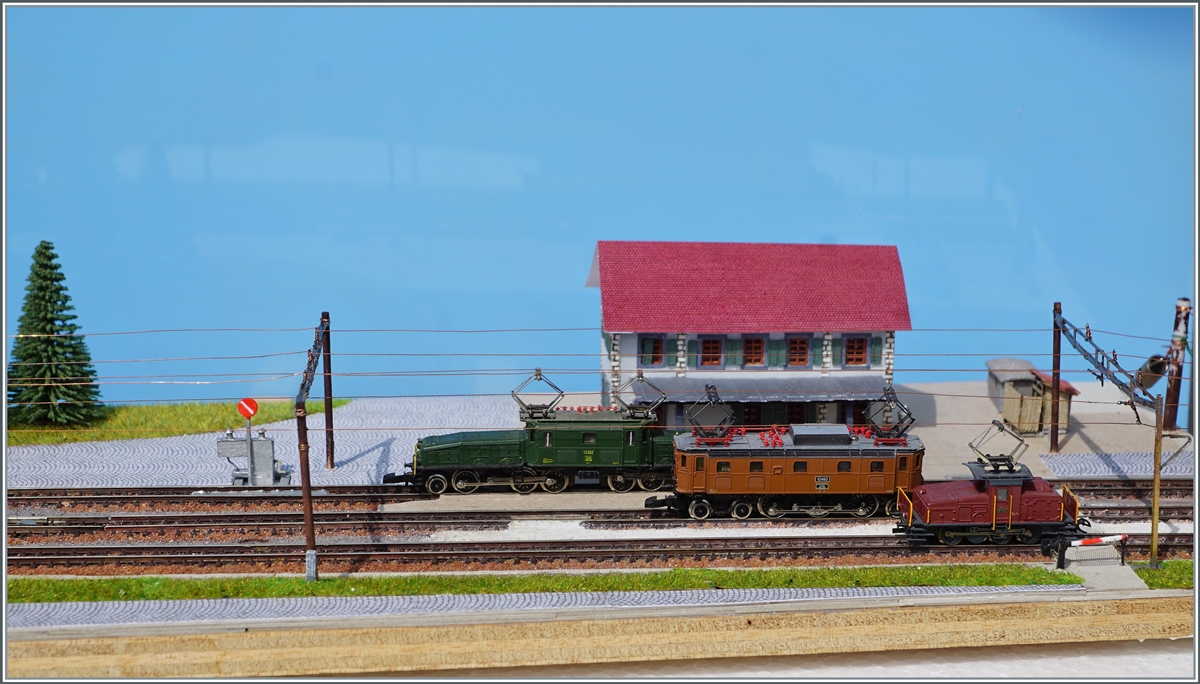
[
  {"x1": 1030, "y1": 370, "x2": 1080, "y2": 396},
  {"x1": 592, "y1": 241, "x2": 912, "y2": 333}
]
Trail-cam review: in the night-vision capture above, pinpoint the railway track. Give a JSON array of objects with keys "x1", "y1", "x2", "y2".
[
  {"x1": 5, "y1": 485, "x2": 433, "y2": 509},
  {"x1": 7, "y1": 534, "x2": 1191, "y2": 570},
  {"x1": 6, "y1": 496, "x2": 1194, "y2": 539},
  {"x1": 7, "y1": 478, "x2": 1191, "y2": 510},
  {"x1": 1048, "y1": 479, "x2": 1194, "y2": 499}
]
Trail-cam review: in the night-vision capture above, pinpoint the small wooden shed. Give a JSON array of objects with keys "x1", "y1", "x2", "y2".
[
  {"x1": 1031, "y1": 369, "x2": 1078, "y2": 436},
  {"x1": 985, "y1": 358, "x2": 1078, "y2": 435}
]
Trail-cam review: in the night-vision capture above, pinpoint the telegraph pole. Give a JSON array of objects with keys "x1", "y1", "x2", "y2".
[
  {"x1": 1050, "y1": 302, "x2": 1062, "y2": 453},
  {"x1": 1150, "y1": 394, "x2": 1164, "y2": 567},
  {"x1": 1163, "y1": 298, "x2": 1191, "y2": 430},
  {"x1": 322, "y1": 311, "x2": 335, "y2": 469}
]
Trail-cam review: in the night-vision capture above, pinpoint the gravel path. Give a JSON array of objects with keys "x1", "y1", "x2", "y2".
[
  {"x1": 6, "y1": 584, "x2": 1085, "y2": 630},
  {"x1": 4, "y1": 397, "x2": 519, "y2": 489}
]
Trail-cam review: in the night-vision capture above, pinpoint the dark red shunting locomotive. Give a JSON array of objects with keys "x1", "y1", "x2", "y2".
[{"x1": 893, "y1": 420, "x2": 1090, "y2": 545}]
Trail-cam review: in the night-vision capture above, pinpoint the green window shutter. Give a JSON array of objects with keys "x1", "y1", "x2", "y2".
[
  {"x1": 687, "y1": 340, "x2": 698, "y2": 368},
  {"x1": 768, "y1": 339, "x2": 785, "y2": 368},
  {"x1": 870, "y1": 337, "x2": 883, "y2": 366},
  {"x1": 831, "y1": 338, "x2": 842, "y2": 368},
  {"x1": 666, "y1": 337, "x2": 677, "y2": 367},
  {"x1": 725, "y1": 338, "x2": 743, "y2": 366},
  {"x1": 640, "y1": 337, "x2": 654, "y2": 365}
]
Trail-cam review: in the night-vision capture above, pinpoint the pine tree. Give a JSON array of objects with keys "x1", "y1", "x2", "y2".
[{"x1": 7, "y1": 241, "x2": 105, "y2": 425}]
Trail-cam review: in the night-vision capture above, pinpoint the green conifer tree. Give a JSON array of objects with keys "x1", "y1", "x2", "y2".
[{"x1": 7, "y1": 241, "x2": 105, "y2": 425}]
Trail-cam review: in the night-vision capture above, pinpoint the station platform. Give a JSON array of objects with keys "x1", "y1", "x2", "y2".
[{"x1": 4, "y1": 385, "x2": 1193, "y2": 489}]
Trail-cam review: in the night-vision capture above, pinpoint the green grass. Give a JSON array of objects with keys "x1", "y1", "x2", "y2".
[
  {"x1": 8, "y1": 565, "x2": 1081, "y2": 603},
  {"x1": 1133, "y1": 560, "x2": 1194, "y2": 589},
  {"x1": 6, "y1": 399, "x2": 350, "y2": 447}
]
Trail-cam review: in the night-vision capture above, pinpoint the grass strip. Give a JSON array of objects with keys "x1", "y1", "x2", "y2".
[
  {"x1": 1132, "y1": 559, "x2": 1194, "y2": 589},
  {"x1": 7, "y1": 399, "x2": 349, "y2": 447},
  {"x1": 8, "y1": 565, "x2": 1081, "y2": 603}
]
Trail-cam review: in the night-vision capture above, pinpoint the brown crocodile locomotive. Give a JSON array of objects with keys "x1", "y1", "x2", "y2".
[{"x1": 646, "y1": 385, "x2": 924, "y2": 519}]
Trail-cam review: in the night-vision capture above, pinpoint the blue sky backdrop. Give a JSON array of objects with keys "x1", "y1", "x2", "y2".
[{"x1": 4, "y1": 6, "x2": 1196, "y2": 421}]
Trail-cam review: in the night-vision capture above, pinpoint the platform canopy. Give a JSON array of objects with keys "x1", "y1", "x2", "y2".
[{"x1": 629, "y1": 375, "x2": 891, "y2": 404}]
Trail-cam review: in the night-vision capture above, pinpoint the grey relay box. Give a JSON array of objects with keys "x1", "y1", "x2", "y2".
[{"x1": 218, "y1": 433, "x2": 291, "y2": 486}]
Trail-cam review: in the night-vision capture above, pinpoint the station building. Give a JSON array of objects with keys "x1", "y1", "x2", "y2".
[{"x1": 586, "y1": 240, "x2": 912, "y2": 428}]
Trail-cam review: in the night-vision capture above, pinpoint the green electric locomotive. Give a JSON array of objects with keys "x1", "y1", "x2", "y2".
[{"x1": 384, "y1": 371, "x2": 679, "y2": 494}]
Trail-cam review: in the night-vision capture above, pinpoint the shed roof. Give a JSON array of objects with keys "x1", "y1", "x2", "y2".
[
  {"x1": 1030, "y1": 370, "x2": 1081, "y2": 396},
  {"x1": 588, "y1": 240, "x2": 911, "y2": 333}
]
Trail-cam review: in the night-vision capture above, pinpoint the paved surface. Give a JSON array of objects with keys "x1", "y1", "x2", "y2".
[
  {"x1": 6, "y1": 584, "x2": 1087, "y2": 632},
  {"x1": 1063, "y1": 546, "x2": 1149, "y2": 591},
  {"x1": 893, "y1": 381, "x2": 1194, "y2": 480},
  {"x1": 5, "y1": 396, "x2": 518, "y2": 488}
]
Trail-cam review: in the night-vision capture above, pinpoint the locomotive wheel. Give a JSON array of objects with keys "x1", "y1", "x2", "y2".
[
  {"x1": 451, "y1": 470, "x2": 481, "y2": 494},
  {"x1": 425, "y1": 474, "x2": 449, "y2": 495},
  {"x1": 730, "y1": 501, "x2": 754, "y2": 520},
  {"x1": 993, "y1": 531, "x2": 1012, "y2": 545},
  {"x1": 511, "y1": 480, "x2": 538, "y2": 494},
  {"x1": 637, "y1": 477, "x2": 666, "y2": 492},
  {"x1": 757, "y1": 496, "x2": 785, "y2": 519},
  {"x1": 937, "y1": 529, "x2": 962, "y2": 545},
  {"x1": 884, "y1": 497, "x2": 899, "y2": 518},
  {"x1": 688, "y1": 499, "x2": 712, "y2": 520},
  {"x1": 1017, "y1": 528, "x2": 1042, "y2": 545},
  {"x1": 966, "y1": 534, "x2": 989, "y2": 544},
  {"x1": 849, "y1": 495, "x2": 879, "y2": 518},
  {"x1": 607, "y1": 475, "x2": 636, "y2": 493},
  {"x1": 541, "y1": 472, "x2": 569, "y2": 493}
]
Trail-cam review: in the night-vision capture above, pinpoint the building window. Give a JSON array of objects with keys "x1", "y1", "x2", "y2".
[
  {"x1": 837, "y1": 461, "x2": 852, "y2": 472},
  {"x1": 639, "y1": 335, "x2": 664, "y2": 366},
  {"x1": 701, "y1": 338, "x2": 723, "y2": 366},
  {"x1": 793, "y1": 461, "x2": 807, "y2": 472},
  {"x1": 788, "y1": 337, "x2": 810, "y2": 366},
  {"x1": 749, "y1": 461, "x2": 764, "y2": 472},
  {"x1": 717, "y1": 461, "x2": 731, "y2": 472},
  {"x1": 870, "y1": 461, "x2": 883, "y2": 472},
  {"x1": 742, "y1": 404, "x2": 762, "y2": 427},
  {"x1": 583, "y1": 433, "x2": 597, "y2": 445},
  {"x1": 743, "y1": 337, "x2": 765, "y2": 366},
  {"x1": 844, "y1": 337, "x2": 868, "y2": 366}
]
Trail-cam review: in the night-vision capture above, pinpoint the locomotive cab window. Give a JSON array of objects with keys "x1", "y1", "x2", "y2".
[
  {"x1": 626, "y1": 431, "x2": 634, "y2": 446},
  {"x1": 717, "y1": 461, "x2": 731, "y2": 472},
  {"x1": 543, "y1": 432, "x2": 553, "y2": 448},
  {"x1": 749, "y1": 461, "x2": 764, "y2": 473},
  {"x1": 793, "y1": 461, "x2": 807, "y2": 473},
  {"x1": 898, "y1": 456, "x2": 908, "y2": 472},
  {"x1": 869, "y1": 461, "x2": 884, "y2": 472},
  {"x1": 696, "y1": 457, "x2": 705, "y2": 471},
  {"x1": 837, "y1": 461, "x2": 851, "y2": 472},
  {"x1": 641, "y1": 429, "x2": 648, "y2": 443},
  {"x1": 582, "y1": 433, "x2": 597, "y2": 445},
  {"x1": 680, "y1": 454, "x2": 687, "y2": 468},
  {"x1": 996, "y1": 487, "x2": 1009, "y2": 501}
]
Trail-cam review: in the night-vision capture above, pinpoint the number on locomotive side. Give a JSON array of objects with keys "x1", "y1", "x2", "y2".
[{"x1": 815, "y1": 476, "x2": 831, "y2": 482}]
